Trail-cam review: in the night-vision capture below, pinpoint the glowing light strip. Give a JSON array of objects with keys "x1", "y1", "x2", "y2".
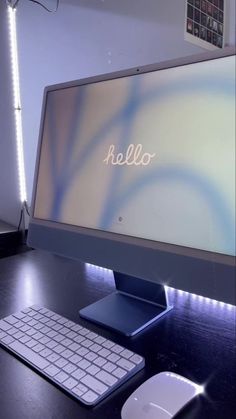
[
  {"x1": 165, "y1": 286, "x2": 234, "y2": 309},
  {"x1": 8, "y1": 6, "x2": 27, "y2": 203},
  {"x1": 85, "y1": 263, "x2": 235, "y2": 308}
]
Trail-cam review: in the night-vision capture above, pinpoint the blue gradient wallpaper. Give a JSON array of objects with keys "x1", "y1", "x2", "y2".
[{"x1": 34, "y1": 56, "x2": 235, "y2": 256}]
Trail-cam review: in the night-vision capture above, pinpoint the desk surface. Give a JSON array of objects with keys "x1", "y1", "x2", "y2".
[{"x1": 0, "y1": 250, "x2": 235, "y2": 419}]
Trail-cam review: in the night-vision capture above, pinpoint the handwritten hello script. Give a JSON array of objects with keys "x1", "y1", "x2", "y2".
[{"x1": 103, "y1": 144, "x2": 156, "y2": 166}]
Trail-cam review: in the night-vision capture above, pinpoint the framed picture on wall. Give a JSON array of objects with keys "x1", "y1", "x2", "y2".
[{"x1": 185, "y1": 0, "x2": 225, "y2": 50}]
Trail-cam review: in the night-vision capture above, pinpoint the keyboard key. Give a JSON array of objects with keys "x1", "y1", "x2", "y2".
[
  {"x1": 72, "y1": 383, "x2": 87, "y2": 397},
  {"x1": 72, "y1": 368, "x2": 86, "y2": 380},
  {"x1": 79, "y1": 328, "x2": 90, "y2": 336},
  {"x1": 65, "y1": 331, "x2": 77, "y2": 339},
  {"x1": 0, "y1": 320, "x2": 12, "y2": 331},
  {"x1": 54, "y1": 334, "x2": 64, "y2": 343},
  {"x1": 69, "y1": 354, "x2": 82, "y2": 364},
  {"x1": 44, "y1": 365, "x2": 60, "y2": 377},
  {"x1": 55, "y1": 357, "x2": 68, "y2": 368},
  {"x1": 94, "y1": 356, "x2": 106, "y2": 367},
  {"x1": 87, "y1": 332, "x2": 98, "y2": 340},
  {"x1": 70, "y1": 324, "x2": 82, "y2": 332},
  {"x1": 45, "y1": 340, "x2": 58, "y2": 349},
  {"x1": 82, "y1": 390, "x2": 99, "y2": 403},
  {"x1": 34, "y1": 323, "x2": 44, "y2": 331},
  {"x1": 81, "y1": 339, "x2": 93, "y2": 348},
  {"x1": 40, "y1": 317, "x2": 50, "y2": 324},
  {"x1": 84, "y1": 352, "x2": 97, "y2": 362},
  {"x1": 112, "y1": 344, "x2": 124, "y2": 354},
  {"x1": 47, "y1": 353, "x2": 60, "y2": 363},
  {"x1": 38, "y1": 308, "x2": 49, "y2": 315},
  {"x1": 54, "y1": 344, "x2": 65, "y2": 354},
  {"x1": 120, "y1": 349, "x2": 133, "y2": 359},
  {"x1": 130, "y1": 354, "x2": 143, "y2": 365},
  {"x1": 54, "y1": 371, "x2": 69, "y2": 383},
  {"x1": 98, "y1": 348, "x2": 111, "y2": 358},
  {"x1": 74, "y1": 335, "x2": 85, "y2": 344},
  {"x1": 61, "y1": 338, "x2": 73, "y2": 347},
  {"x1": 51, "y1": 314, "x2": 61, "y2": 321},
  {"x1": 64, "y1": 320, "x2": 75, "y2": 328},
  {"x1": 19, "y1": 335, "x2": 31, "y2": 344},
  {"x1": 70, "y1": 342, "x2": 80, "y2": 352},
  {"x1": 33, "y1": 332, "x2": 44, "y2": 341},
  {"x1": 81, "y1": 374, "x2": 108, "y2": 395},
  {"x1": 0, "y1": 331, "x2": 7, "y2": 340},
  {"x1": 9, "y1": 341, "x2": 49, "y2": 370},
  {"x1": 61, "y1": 349, "x2": 74, "y2": 359},
  {"x1": 46, "y1": 320, "x2": 56, "y2": 327},
  {"x1": 20, "y1": 325, "x2": 31, "y2": 333},
  {"x1": 107, "y1": 353, "x2": 120, "y2": 363},
  {"x1": 96, "y1": 370, "x2": 117, "y2": 387},
  {"x1": 39, "y1": 336, "x2": 50, "y2": 345},
  {"x1": 57, "y1": 317, "x2": 68, "y2": 325},
  {"x1": 63, "y1": 377, "x2": 78, "y2": 390},
  {"x1": 7, "y1": 327, "x2": 18, "y2": 336},
  {"x1": 13, "y1": 312, "x2": 26, "y2": 320},
  {"x1": 22, "y1": 315, "x2": 32, "y2": 323},
  {"x1": 77, "y1": 359, "x2": 91, "y2": 370},
  {"x1": 25, "y1": 339, "x2": 37, "y2": 348},
  {"x1": 60, "y1": 327, "x2": 70, "y2": 335},
  {"x1": 40, "y1": 326, "x2": 50, "y2": 334},
  {"x1": 26, "y1": 328, "x2": 37, "y2": 337},
  {"x1": 94, "y1": 336, "x2": 106, "y2": 344},
  {"x1": 62, "y1": 363, "x2": 77, "y2": 374},
  {"x1": 33, "y1": 343, "x2": 45, "y2": 353},
  {"x1": 14, "y1": 321, "x2": 25, "y2": 328},
  {"x1": 102, "y1": 339, "x2": 115, "y2": 349},
  {"x1": 4, "y1": 315, "x2": 19, "y2": 325},
  {"x1": 117, "y1": 358, "x2": 135, "y2": 371},
  {"x1": 103, "y1": 362, "x2": 116, "y2": 373},
  {"x1": 30, "y1": 305, "x2": 41, "y2": 311},
  {"x1": 51, "y1": 324, "x2": 63, "y2": 331},
  {"x1": 113, "y1": 367, "x2": 127, "y2": 379},
  {"x1": 28, "y1": 319, "x2": 38, "y2": 327},
  {"x1": 46, "y1": 330, "x2": 57, "y2": 338},
  {"x1": 87, "y1": 365, "x2": 100, "y2": 375},
  {"x1": 1, "y1": 336, "x2": 15, "y2": 345},
  {"x1": 39, "y1": 348, "x2": 52, "y2": 358},
  {"x1": 77, "y1": 347, "x2": 89, "y2": 357}
]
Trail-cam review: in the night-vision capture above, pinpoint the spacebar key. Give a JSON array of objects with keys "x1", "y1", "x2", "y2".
[{"x1": 9, "y1": 341, "x2": 50, "y2": 370}]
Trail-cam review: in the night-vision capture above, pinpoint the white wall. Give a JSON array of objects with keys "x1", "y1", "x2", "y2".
[
  {"x1": 0, "y1": 1, "x2": 22, "y2": 226},
  {"x1": 11, "y1": 0, "x2": 236, "y2": 205}
]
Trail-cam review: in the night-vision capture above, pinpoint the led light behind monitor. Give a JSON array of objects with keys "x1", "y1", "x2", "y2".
[{"x1": 28, "y1": 48, "x2": 236, "y2": 310}]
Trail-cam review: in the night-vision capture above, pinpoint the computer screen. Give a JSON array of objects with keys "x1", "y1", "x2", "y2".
[{"x1": 28, "y1": 48, "x2": 235, "y2": 317}]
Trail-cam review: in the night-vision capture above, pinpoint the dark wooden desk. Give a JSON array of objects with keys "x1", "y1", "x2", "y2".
[{"x1": 0, "y1": 250, "x2": 235, "y2": 419}]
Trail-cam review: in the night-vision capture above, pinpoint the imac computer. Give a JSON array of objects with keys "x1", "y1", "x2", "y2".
[{"x1": 28, "y1": 47, "x2": 235, "y2": 337}]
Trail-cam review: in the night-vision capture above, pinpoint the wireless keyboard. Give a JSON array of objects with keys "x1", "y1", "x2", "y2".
[{"x1": 0, "y1": 305, "x2": 145, "y2": 405}]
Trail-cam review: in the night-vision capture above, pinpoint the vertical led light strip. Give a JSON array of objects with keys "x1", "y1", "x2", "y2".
[{"x1": 8, "y1": 5, "x2": 27, "y2": 203}]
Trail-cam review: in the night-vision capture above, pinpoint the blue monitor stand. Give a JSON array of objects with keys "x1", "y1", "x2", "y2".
[{"x1": 79, "y1": 272, "x2": 173, "y2": 336}]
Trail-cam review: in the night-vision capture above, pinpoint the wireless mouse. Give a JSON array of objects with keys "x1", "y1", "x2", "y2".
[{"x1": 121, "y1": 371, "x2": 204, "y2": 419}]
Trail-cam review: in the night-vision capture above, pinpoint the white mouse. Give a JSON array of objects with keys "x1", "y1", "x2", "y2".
[{"x1": 121, "y1": 371, "x2": 204, "y2": 419}]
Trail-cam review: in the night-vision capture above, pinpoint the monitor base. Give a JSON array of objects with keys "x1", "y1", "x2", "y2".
[{"x1": 79, "y1": 272, "x2": 173, "y2": 336}]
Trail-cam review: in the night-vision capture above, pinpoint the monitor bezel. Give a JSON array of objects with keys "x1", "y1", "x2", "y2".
[{"x1": 28, "y1": 46, "x2": 236, "y2": 305}]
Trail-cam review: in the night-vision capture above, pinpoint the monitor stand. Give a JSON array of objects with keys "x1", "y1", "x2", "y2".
[{"x1": 79, "y1": 272, "x2": 173, "y2": 336}]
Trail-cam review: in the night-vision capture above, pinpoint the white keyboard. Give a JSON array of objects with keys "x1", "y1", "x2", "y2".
[{"x1": 0, "y1": 305, "x2": 145, "y2": 405}]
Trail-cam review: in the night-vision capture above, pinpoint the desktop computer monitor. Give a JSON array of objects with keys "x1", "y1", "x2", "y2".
[{"x1": 28, "y1": 47, "x2": 235, "y2": 336}]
